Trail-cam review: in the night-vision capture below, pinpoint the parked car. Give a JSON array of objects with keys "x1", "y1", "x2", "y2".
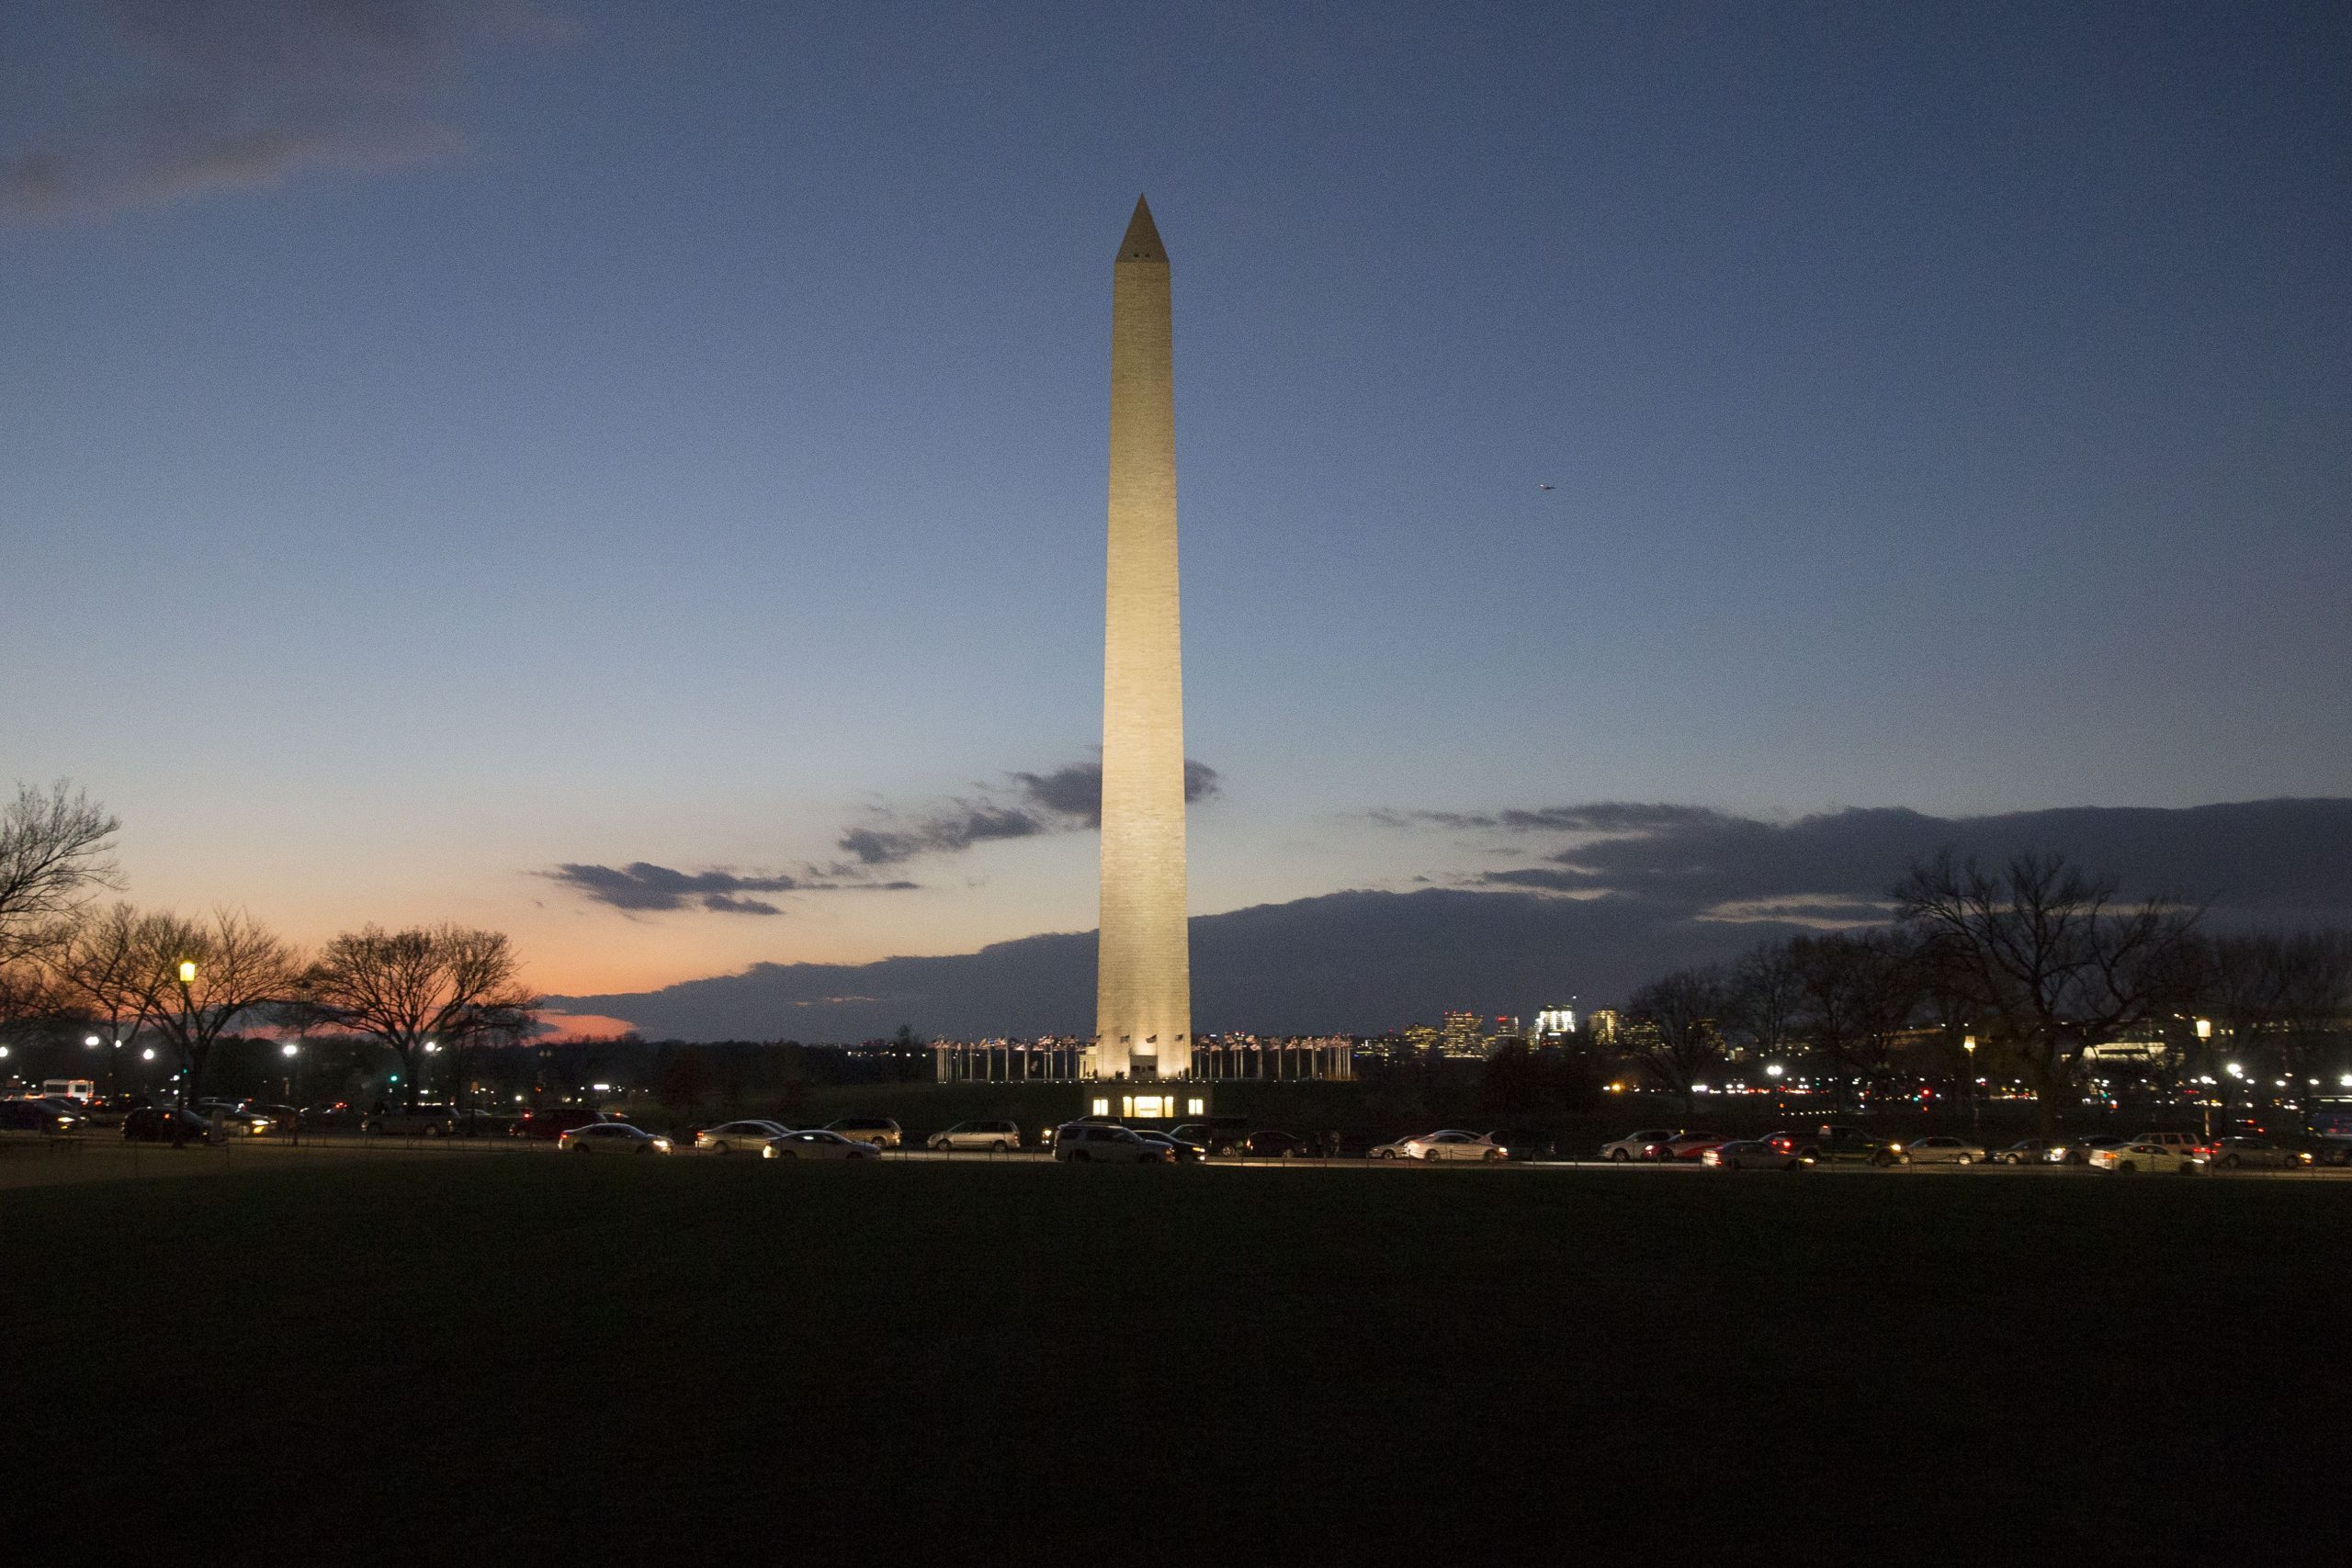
[
  {"x1": 1052, "y1": 1123, "x2": 1171, "y2": 1163},
  {"x1": 2208, "y1": 1136, "x2": 2313, "y2": 1170},
  {"x1": 1, "y1": 1099, "x2": 84, "y2": 1134},
  {"x1": 1487, "y1": 1128, "x2": 1557, "y2": 1161},
  {"x1": 696, "y1": 1119, "x2": 793, "y2": 1155},
  {"x1": 516, "y1": 1107, "x2": 612, "y2": 1141},
  {"x1": 2088, "y1": 1141, "x2": 2198, "y2": 1174},
  {"x1": 1170, "y1": 1117, "x2": 1250, "y2": 1155},
  {"x1": 2130, "y1": 1132, "x2": 2212, "y2": 1160},
  {"x1": 451, "y1": 1110, "x2": 515, "y2": 1138},
  {"x1": 1396, "y1": 1130, "x2": 1508, "y2": 1162},
  {"x1": 1897, "y1": 1136, "x2": 1987, "y2": 1166},
  {"x1": 361, "y1": 1103, "x2": 456, "y2": 1137},
  {"x1": 120, "y1": 1106, "x2": 213, "y2": 1144},
  {"x1": 191, "y1": 1102, "x2": 275, "y2": 1136},
  {"x1": 926, "y1": 1119, "x2": 1022, "y2": 1152},
  {"x1": 825, "y1": 1117, "x2": 903, "y2": 1148},
  {"x1": 558, "y1": 1122, "x2": 673, "y2": 1156},
  {"x1": 301, "y1": 1102, "x2": 366, "y2": 1132},
  {"x1": 2047, "y1": 1135, "x2": 2131, "y2": 1166},
  {"x1": 1993, "y1": 1139, "x2": 2060, "y2": 1165},
  {"x1": 1701, "y1": 1139, "x2": 1802, "y2": 1170},
  {"x1": 1600, "y1": 1129, "x2": 1683, "y2": 1161},
  {"x1": 1242, "y1": 1128, "x2": 1317, "y2": 1158},
  {"x1": 28, "y1": 1097, "x2": 94, "y2": 1130},
  {"x1": 1131, "y1": 1130, "x2": 1205, "y2": 1162},
  {"x1": 1662, "y1": 1131, "x2": 1730, "y2": 1162},
  {"x1": 1767, "y1": 1125, "x2": 1900, "y2": 1167},
  {"x1": 764, "y1": 1129, "x2": 880, "y2": 1161}
]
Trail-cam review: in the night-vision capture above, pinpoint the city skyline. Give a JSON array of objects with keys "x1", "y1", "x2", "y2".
[{"x1": 6, "y1": 3, "x2": 2347, "y2": 1026}]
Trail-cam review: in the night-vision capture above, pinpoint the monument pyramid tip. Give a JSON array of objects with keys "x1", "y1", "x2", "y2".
[{"x1": 1117, "y1": 195, "x2": 1166, "y2": 263}]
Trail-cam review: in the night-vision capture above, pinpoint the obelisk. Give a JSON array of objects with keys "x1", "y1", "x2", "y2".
[{"x1": 1095, "y1": 195, "x2": 1192, "y2": 1080}]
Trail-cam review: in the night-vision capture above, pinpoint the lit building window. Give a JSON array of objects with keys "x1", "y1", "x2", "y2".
[
  {"x1": 1186, "y1": 1098, "x2": 1204, "y2": 1115},
  {"x1": 1091, "y1": 1099, "x2": 1110, "y2": 1116}
]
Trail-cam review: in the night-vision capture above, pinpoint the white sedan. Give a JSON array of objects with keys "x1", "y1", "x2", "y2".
[
  {"x1": 695, "y1": 1119, "x2": 790, "y2": 1155},
  {"x1": 2088, "y1": 1141, "x2": 2199, "y2": 1174},
  {"x1": 1393, "y1": 1130, "x2": 1507, "y2": 1162},
  {"x1": 559, "y1": 1122, "x2": 673, "y2": 1156},
  {"x1": 764, "y1": 1129, "x2": 881, "y2": 1161},
  {"x1": 1897, "y1": 1136, "x2": 1988, "y2": 1166}
]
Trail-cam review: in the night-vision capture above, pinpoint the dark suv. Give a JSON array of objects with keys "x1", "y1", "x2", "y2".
[
  {"x1": 1767, "y1": 1123, "x2": 1900, "y2": 1167},
  {"x1": 516, "y1": 1107, "x2": 611, "y2": 1141},
  {"x1": 360, "y1": 1102, "x2": 457, "y2": 1136}
]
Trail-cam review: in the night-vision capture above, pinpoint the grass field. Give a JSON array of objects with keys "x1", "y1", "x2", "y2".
[{"x1": 6, "y1": 1157, "x2": 2345, "y2": 1556}]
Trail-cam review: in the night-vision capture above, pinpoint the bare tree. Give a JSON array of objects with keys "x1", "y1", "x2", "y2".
[
  {"x1": 1894, "y1": 851, "x2": 2203, "y2": 1133},
  {"x1": 1788, "y1": 930, "x2": 1924, "y2": 1110},
  {"x1": 1724, "y1": 941, "x2": 1803, "y2": 1064},
  {"x1": 301, "y1": 925, "x2": 538, "y2": 1109},
  {"x1": 130, "y1": 908, "x2": 304, "y2": 1105},
  {"x1": 0, "y1": 782, "x2": 119, "y2": 964},
  {"x1": 1620, "y1": 965, "x2": 1730, "y2": 1115},
  {"x1": 45, "y1": 903, "x2": 166, "y2": 1095}
]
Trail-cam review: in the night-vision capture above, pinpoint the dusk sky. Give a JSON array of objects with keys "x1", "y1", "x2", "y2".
[{"x1": 6, "y1": 1, "x2": 2347, "y2": 1029}]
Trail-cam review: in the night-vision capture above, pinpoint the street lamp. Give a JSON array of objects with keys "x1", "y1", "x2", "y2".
[
  {"x1": 173, "y1": 960, "x2": 198, "y2": 1111},
  {"x1": 280, "y1": 1041, "x2": 303, "y2": 1139},
  {"x1": 2194, "y1": 1020, "x2": 2216, "y2": 1137},
  {"x1": 1962, "y1": 1035, "x2": 1980, "y2": 1136},
  {"x1": 85, "y1": 1033, "x2": 101, "y2": 1049}
]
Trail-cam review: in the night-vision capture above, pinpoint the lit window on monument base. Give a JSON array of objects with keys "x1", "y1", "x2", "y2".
[
  {"x1": 1186, "y1": 1098, "x2": 1205, "y2": 1116},
  {"x1": 1123, "y1": 1095, "x2": 1172, "y2": 1118},
  {"x1": 1091, "y1": 1099, "x2": 1111, "y2": 1117}
]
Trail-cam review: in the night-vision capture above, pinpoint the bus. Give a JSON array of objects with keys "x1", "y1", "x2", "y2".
[{"x1": 40, "y1": 1079, "x2": 96, "y2": 1102}]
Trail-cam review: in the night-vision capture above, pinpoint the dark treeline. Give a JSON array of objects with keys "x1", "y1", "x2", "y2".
[{"x1": 1620, "y1": 850, "x2": 2352, "y2": 1132}]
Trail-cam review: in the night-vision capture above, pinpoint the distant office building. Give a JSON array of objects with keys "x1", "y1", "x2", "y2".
[
  {"x1": 1439, "y1": 1010, "x2": 1488, "y2": 1058},
  {"x1": 1587, "y1": 1009, "x2": 1621, "y2": 1046},
  {"x1": 1532, "y1": 1006, "x2": 1577, "y2": 1041}
]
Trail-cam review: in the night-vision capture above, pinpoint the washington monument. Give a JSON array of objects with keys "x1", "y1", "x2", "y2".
[{"x1": 1095, "y1": 195, "x2": 1191, "y2": 1080}]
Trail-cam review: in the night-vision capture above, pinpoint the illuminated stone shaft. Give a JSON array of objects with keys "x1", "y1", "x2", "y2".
[{"x1": 1095, "y1": 195, "x2": 1192, "y2": 1080}]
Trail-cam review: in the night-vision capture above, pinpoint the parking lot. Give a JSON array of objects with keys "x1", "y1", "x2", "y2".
[{"x1": 8, "y1": 1124, "x2": 2347, "y2": 1190}]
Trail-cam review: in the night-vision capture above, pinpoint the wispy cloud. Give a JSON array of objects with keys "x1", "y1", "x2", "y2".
[
  {"x1": 841, "y1": 758, "x2": 1221, "y2": 867},
  {"x1": 541, "y1": 862, "x2": 916, "y2": 917},
  {"x1": 543, "y1": 756, "x2": 1224, "y2": 915},
  {"x1": 1385, "y1": 796, "x2": 2352, "y2": 922},
  {"x1": 2, "y1": 0, "x2": 561, "y2": 218}
]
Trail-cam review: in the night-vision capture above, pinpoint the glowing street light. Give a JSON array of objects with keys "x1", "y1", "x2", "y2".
[
  {"x1": 177, "y1": 960, "x2": 198, "y2": 986},
  {"x1": 85, "y1": 1033, "x2": 101, "y2": 1049},
  {"x1": 141, "y1": 1047, "x2": 155, "y2": 1061},
  {"x1": 2194, "y1": 1018, "x2": 2212, "y2": 1042},
  {"x1": 1765, "y1": 1063, "x2": 1785, "y2": 1078}
]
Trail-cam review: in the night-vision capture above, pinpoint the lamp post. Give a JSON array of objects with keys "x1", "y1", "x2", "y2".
[
  {"x1": 174, "y1": 960, "x2": 198, "y2": 1113},
  {"x1": 2196, "y1": 1019, "x2": 2214, "y2": 1140},
  {"x1": 281, "y1": 1042, "x2": 302, "y2": 1143},
  {"x1": 1962, "y1": 1035, "x2": 1980, "y2": 1138}
]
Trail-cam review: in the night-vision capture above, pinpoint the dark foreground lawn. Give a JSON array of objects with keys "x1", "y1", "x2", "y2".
[{"x1": 6, "y1": 1160, "x2": 2346, "y2": 1558}]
